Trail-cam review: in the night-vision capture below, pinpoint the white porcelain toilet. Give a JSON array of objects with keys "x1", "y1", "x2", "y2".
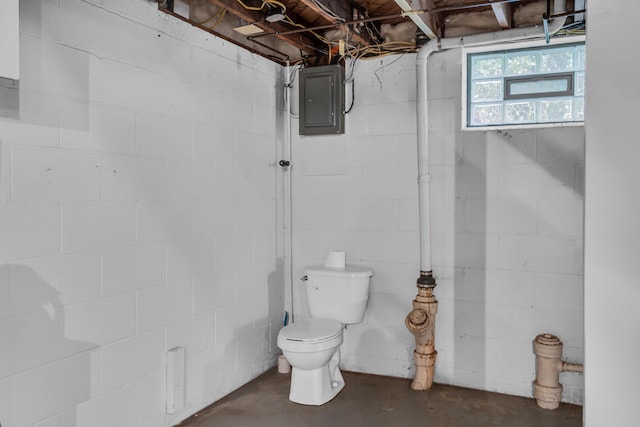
[{"x1": 277, "y1": 253, "x2": 372, "y2": 405}]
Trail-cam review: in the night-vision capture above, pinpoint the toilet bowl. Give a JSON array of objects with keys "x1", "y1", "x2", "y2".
[
  {"x1": 277, "y1": 318, "x2": 344, "y2": 405},
  {"x1": 277, "y1": 253, "x2": 372, "y2": 406}
]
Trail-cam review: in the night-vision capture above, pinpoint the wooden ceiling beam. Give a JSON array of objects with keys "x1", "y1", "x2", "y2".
[
  {"x1": 394, "y1": 0, "x2": 440, "y2": 39},
  {"x1": 207, "y1": 0, "x2": 320, "y2": 53},
  {"x1": 297, "y1": 0, "x2": 372, "y2": 46},
  {"x1": 298, "y1": 0, "x2": 350, "y2": 21},
  {"x1": 491, "y1": 2, "x2": 512, "y2": 29}
]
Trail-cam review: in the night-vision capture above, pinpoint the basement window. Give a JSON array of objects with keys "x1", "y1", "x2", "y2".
[{"x1": 463, "y1": 40, "x2": 585, "y2": 129}]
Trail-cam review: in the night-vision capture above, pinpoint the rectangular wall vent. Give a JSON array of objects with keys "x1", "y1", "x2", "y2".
[{"x1": 166, "y1": 347, "x2": 185, "y2": 414}]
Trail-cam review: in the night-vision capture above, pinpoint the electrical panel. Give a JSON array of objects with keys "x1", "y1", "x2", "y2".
[{"x1": 299, "y1": 65, "x2": 345, "y2": 135}]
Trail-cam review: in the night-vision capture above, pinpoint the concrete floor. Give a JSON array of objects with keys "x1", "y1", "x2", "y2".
[{"x1": 177, "y1": 369, "x2": 582, "y2": 427}]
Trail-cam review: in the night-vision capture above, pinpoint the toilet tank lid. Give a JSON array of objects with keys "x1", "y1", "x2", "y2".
[{"x1": 304, "y1": 265, "x2": 373, "y2": 278}]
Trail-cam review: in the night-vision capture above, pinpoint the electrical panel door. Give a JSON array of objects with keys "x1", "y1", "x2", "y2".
[{"x1": 299, "y1": 65, "x2": 345, "y2": 135}]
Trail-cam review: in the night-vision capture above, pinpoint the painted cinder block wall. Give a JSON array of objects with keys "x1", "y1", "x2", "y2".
[
  {"x1": 291, "y1": 48, "x2": 584, "y2": 403},
  {"x1": 0, "y1": 1, "x2": 590, "y2": 426},
  {"x1": 584, "y1": 1, "x2": 640, "y2": 426},
  {"x1": 0, "y1": 1, "x2": 283, "y2": 426}
]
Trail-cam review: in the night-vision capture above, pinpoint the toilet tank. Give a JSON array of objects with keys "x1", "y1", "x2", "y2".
[{"x1": 304, "y1": 265, "x2": 373, "y2": 324}]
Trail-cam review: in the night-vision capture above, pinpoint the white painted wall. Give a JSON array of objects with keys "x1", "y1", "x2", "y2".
[
  {"x1": 0, "y1": 0, "x2": 594, "y2": 423},
  {"x1": 291, "y1": 48, "x2": 584, "y2": 403},
  {"x1": 429, "y1": 49, "x2": 584, "y2": 403},
  {"x1": 0, "y1": 1, "x2": 283, "y2": 426},
  {"x1": 584, "y1": 2, "x2": 640, "y2": 425},
  {"x1": 291, "y1": 54, "x2": 422, "y2": 377},
  {"x1": 0, "y1": 0, "x2": 20, "y2": 80}
]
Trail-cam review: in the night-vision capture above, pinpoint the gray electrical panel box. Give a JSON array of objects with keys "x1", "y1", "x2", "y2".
[{"x1": 299, "y1": 65, "x2": 345, "y2": 135}]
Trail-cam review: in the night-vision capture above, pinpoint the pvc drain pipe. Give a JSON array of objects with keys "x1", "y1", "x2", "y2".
[
  {"x1": 532, "y1": 333, "x2": 584, "y2": 410},
  {"x1": 406, "y1": 0, "x2": 568, "y2": 391}
]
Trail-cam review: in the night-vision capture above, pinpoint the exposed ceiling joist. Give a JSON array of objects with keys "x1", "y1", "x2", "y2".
[
  {"x1": 491, "y1": 3, "x2": 513, "y2": 29},
  {"x1": 207, "y1": 0, "x2": 320, "y2": 54},
  {"x1": 159, "y1": 0, "x2": 585, "y2": 64},
  {"x1": 393, "y1": 0, "x2": 439, "y2": 39},
  {"x1": 298, "y1": 0, "x2": 349, "y2": 21},
  {"x1": 297, "y1": 0, "x2": 372, "y2": 47}
]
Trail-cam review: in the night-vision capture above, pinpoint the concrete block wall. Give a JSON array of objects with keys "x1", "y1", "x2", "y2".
[
  {"x1": 291, "y1": 48, "x2": 584, "y2": 403},
  {"x1": 430, "y1": 49, "x2": 584, "y2": 404},
  {"x1": 0, "y1": 1, "x2": 283, "y2": 426},
  {"x1": 291, "y1": 54, "x2": 420, "y2": 378},
  {"x1": 585, "y1": 2, "x2": 640, "y2": 425}
]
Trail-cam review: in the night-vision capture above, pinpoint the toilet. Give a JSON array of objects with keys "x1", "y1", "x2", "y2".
[{"x1": 277, "y1": 253, "x2": 373, "y2": 405}]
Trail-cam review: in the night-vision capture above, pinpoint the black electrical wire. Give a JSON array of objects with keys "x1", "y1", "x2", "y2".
[{"x1": 345, "y1": 79, "x2": 355, "y2": 114}]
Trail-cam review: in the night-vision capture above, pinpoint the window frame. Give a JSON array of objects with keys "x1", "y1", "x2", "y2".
[
  {"x1": 504, "y1": 72, "x2": 574, "y2": 100},
  {"x1": 461, "y1": 36, "x2": 586, "y2": 131}
]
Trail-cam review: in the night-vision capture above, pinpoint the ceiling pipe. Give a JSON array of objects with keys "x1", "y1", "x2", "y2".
[{"x1": 405, "y1": 0, "x2": 568, "y2": 391}]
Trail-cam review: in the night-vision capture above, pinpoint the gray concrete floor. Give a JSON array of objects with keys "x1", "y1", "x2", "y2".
[{"x1": 176, "y1": 369, "x2": 582, "y2": 427}]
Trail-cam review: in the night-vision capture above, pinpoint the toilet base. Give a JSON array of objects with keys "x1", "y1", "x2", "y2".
[{"x1": 289, "y1": 349, "x2": 344, "y2": 405}]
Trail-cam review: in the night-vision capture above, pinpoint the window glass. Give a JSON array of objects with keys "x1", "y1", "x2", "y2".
[
  {"x1": 505, "y1": 101, "x2": 536, "y2": 123},
  {"x1": 574, "y1": 98, "x2": 585, "y2": 121},
  {"x1": 540, "y1": 47, "x2": 574, "y2": 73},
  {"x1": 506, "y1": 53, "x2": 537, "y2": 75},
  {"x1": 471, "y1": 103, "x2": 502, "y2": 126},
  {"x1": 507, "y1": 75, "x2": 571, "y2": 97},
  {"x1": 576, "y1": 45, "x2": 586, "y2": 71},
  {"x1": 466, "y1": 42, "x2": 584, "y2": 128},
  {"x1": 472, "y1": 80, "x2": 502, "y2": 101},
  {"x1": 472, "y1": 56, "x2": 503, "y2": 78},
  {"x1": 539, "y1": 99, "x2": 573, "y2": 122},
  {"x1": 575, "y1": 72, "x2": 585, "y2": 96}
]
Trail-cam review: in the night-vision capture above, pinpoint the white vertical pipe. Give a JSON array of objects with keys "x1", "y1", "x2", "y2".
[
  {"x1": 414, "y1": 0, "x2": 567, "y2": 274},
  {"x1": 416, "y1": 42, "x2": 438, "y2": 274},
  {"x1": 284, "y1": 63, "x2": 294, "y2": 323}
]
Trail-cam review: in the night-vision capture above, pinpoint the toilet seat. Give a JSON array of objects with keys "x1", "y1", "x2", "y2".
[
  {"x1": 278, "y1": 318, "x2": 343, "y2": 352},
  {"x1": 280, "y1": 318, "x2": 342, "y2": 342}
]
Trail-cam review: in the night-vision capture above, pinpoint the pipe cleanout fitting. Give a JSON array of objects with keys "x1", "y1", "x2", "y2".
[
  {"x1": 532, "y1": 333, "x2": 584, "y2": 410},
  {"x1": 405, "y1": 272, "x2": 438, "y2": 390}
]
